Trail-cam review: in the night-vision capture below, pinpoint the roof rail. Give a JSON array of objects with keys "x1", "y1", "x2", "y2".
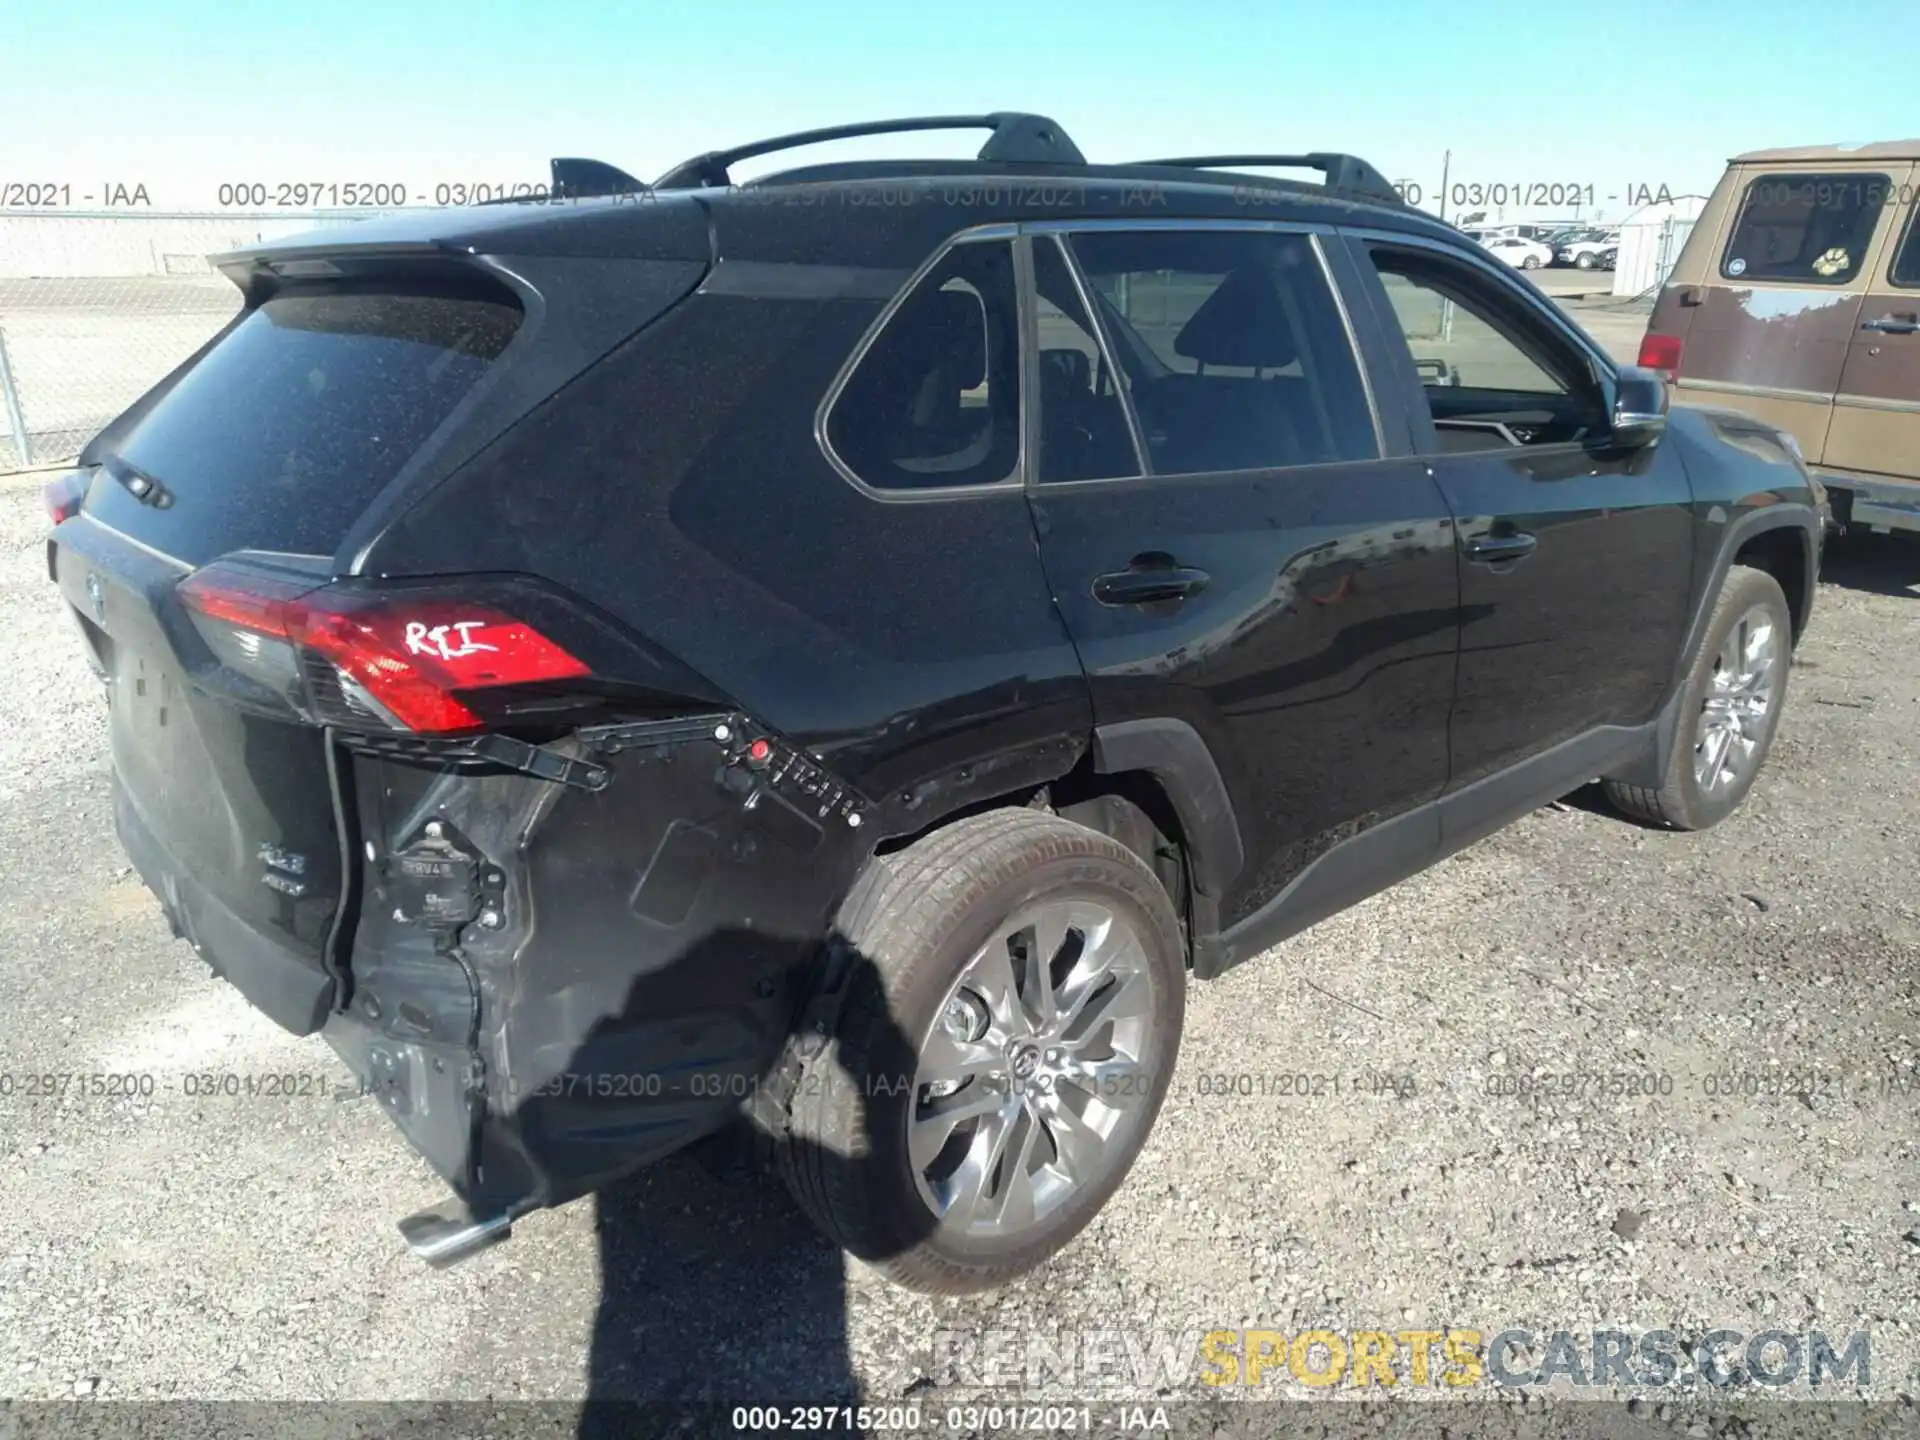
[
  {"x1": 1138, "y1": 153, "x2": 1404, "y2": 206},
  {"x1": 655, "y1": 112, "x2": 1085, "y2": 189}
]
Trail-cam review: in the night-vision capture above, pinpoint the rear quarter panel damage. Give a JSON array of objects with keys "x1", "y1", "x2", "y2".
[{"x1": 331, "y1": 718, "x2": 875, "y2": 1212}]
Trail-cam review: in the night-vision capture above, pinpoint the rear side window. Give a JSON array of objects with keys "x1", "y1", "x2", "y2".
[
  {"x1": 825, "y1": 240, "x2": 1020, "y2": 492},
  {"x1": 1068, "y1": 228, "x2": 1377, "y2": 474},
  {"x1": 1720, "y1": 172, "x2": 1891, "y2": 285},
  {"x1": 1892, "y1": 206, "x2": 1920, "y2": 288},
  {"x1": 93, "y1": 286, "x2": 520, "y2": 563}
]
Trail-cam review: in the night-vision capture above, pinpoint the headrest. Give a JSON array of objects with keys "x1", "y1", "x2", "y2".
[
  {"x1": 1174, "y1": 267, "x2": 1298, "y2": 369},
  {"x1": 897, "y1": 286, "x2": 987, "y2": 389},
  {"x1": 1039, "y1": 346, "x2": 1092, "y2": 390}
]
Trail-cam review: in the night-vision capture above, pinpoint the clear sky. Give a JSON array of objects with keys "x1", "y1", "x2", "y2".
[{"x1": 7, "y1": 0, "x2": 1916, "y2": 220}]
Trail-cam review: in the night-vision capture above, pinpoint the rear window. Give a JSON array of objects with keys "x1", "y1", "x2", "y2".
[
  {"x1": 1720, "y1": 172, "x2": 1891, "y2": 285},
  {"x1": 88, "y1": 286, "x2": 521, "y2": 562}
]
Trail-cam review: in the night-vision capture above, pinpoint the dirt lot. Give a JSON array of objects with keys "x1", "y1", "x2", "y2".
[{"x1": 1, "y1": 377, "x2": 1916, "y2": 1427}]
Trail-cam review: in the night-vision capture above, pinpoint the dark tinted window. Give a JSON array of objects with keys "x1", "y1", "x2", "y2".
[
  {"x1": 1892, "y1": 204, "x2": 1920, "y2": 288},
  {"x1": 1720, "y1": 172, "x2": 1891, "y2": 285},
  {"x1": 95, "y1": 286, "x2": 520, "y2": 562},
  {"x1": 1032, "y1": 238, "x2": 1142, "y2": 483},
  {"x1": 1069, "y1": 229, "x2": 1377, "y2": 474},
  {"x1": 826, "y1": 240, "x2": 1020, "y2": 491}
]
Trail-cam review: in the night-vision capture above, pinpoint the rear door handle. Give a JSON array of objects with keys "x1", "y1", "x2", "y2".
[
  {"x1": 1092, "y1": 564, "x2": 1210, "y2": 606},
  {"x1": 1462, "y1": 531, "x2": 1538, "y2": 564},
  {"x1": 1862, "y1": 314, "x2": 1920, "y2": 335}
]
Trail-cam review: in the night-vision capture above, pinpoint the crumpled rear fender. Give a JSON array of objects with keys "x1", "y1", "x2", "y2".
[{"x1": 324, "y1": 713, "x2": 874, "y2": 1214}]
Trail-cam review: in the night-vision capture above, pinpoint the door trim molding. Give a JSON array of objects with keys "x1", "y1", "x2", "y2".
[
  {"x1": 1832, "y1": 392, "x2": 1920, "y2": 414},
  {"x1": 1675, "y1": 378, "x2": 1834, "y2": 405}
]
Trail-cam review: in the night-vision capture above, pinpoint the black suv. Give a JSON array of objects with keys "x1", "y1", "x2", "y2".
[{"x1": 45, "y1": 114, "x2": 1825, "y2": 1293}]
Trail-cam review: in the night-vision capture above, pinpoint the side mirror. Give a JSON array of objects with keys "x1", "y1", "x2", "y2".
[{"x1": 1610, "y1": 365, "x2": 1669, "y2": 447}]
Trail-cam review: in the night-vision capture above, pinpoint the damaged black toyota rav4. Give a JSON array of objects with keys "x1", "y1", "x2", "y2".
[{"x1": 46, "y1": 114, "x2": 1824, "y2": 1293}]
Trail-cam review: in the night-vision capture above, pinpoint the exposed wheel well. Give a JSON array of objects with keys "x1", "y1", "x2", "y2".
[
  {"x1": 869, "y1": 759, "x2": 1197, "y2": 964},
  {"x1": 1732, "y1": 527, "x2": 1811, "y2": 643}
]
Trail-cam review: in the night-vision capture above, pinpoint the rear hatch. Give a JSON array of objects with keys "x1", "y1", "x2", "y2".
[{"x1": 50, "y1": 207, "x2": 709, "y2": 1032}]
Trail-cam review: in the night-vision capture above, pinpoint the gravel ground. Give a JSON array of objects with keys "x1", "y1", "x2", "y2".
[{"x1": 0, "y1": 458, "x2": 1915, "y2": 1434}]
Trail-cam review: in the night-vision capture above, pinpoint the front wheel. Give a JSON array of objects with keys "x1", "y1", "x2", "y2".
[
  {"x1": 1604, "y1": 564, "x2": 1792, "y2": 830},
  {"x1": 1575, "y1": 252, "x2": 1596, "y2": 270},
  {"x1": 1522, "y1": 255, "x2": 1541, "y2": 270},
  {"x1": 778, "y1": 808, "x2": 1186, "y2": 1293}
]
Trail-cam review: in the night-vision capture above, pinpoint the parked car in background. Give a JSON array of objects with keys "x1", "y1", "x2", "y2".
[
  {"x1": 1599, "y1": 245, "x2": 1618, "y2": 271},
  {"x1": 1482, "y1": 233, "x2": 1553, "y2": 269},
  {"x1": 42, "y1": 113, "x2": 1826, "y2": 1295},
  {"x1": 1557, "y1": 229, "x2": 1621, "y2": 269},
  {"x1": 1643, "y1": 138, "x2": 1920, "y2": 537},
  {"x1": 1474, "y1": 224, "x2": 1566, "y2": 245}
]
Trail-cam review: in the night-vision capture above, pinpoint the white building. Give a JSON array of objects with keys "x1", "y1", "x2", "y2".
[{"x1": 1610, "y1": 195, "x2": 1710, "y2": 298}]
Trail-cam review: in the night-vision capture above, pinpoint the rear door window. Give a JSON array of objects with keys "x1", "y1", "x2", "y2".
[
  {"x1": 91, "y1": 285, "x2": 521, "y2": 563},
  {"x1": 1720, "y1": 172, "x2": 1891, "y2": 285},
  {"x1": 824, "y1": 239, "x2": 1021, "y2": 492},
  {"x1": 1066, "y1": 228, "x2": 1378, "y2": 474}
]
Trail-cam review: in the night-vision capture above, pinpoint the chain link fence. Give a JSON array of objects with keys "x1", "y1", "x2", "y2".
[{"x1": 0, "y1": 211, "x2": 377, "y2": 473}]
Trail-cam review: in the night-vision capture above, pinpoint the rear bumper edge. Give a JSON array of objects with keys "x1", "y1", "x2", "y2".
[{"x1": 1816, "y1": 470, "x2": 1920, "y2": 534}]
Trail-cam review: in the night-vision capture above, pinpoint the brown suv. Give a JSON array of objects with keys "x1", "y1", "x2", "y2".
[{"x1": 1643, "y1": 140, "x2": 1920, "y2": 535}]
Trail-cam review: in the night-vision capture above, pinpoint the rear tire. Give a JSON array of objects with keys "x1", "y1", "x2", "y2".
[
  {"x1": 778, "y1": 808, "x2": 1186, "y2": 1294},
  {"x1": 1522, "y1": 255, "x2": 1541, "y2": 270},
  {"x1": 1604, "y1": 564, "x2": 1792, "y2": 830}
]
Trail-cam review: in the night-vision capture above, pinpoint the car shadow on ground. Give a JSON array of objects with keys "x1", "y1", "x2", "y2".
[
  {"x1": 1820, "y1": 530, "x2": 1920, "y2": 599},
  {"x1": 561, "y1": 934, "x2": 937, "y2": 1437},
  {"x1": 577, "y1": 1138, "x2": 858, "y2": 1435}
]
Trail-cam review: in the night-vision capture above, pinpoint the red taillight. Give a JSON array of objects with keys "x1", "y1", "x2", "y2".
[
  {"x1": 177, "y1": 566, "x2": 591, "y2": 735},
  {"x1": 1638, "y1": 332, "x2": 1684, "y2": 378},
  {"x1": 43, "y1": 470, "x2": 91, "y2": 526},
  {"x1": 296, "y1": 600, "x2": 590, "y2": 732}
]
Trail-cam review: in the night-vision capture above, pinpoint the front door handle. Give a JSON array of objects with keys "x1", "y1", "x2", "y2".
[
  {"x1": 1862, "y1": 313, "x2": 1920, "y2": 335},
  {"x1": 1462, "y1": 531, "x2": 1538, "y2": 564},
  {"x1": 1092, "y1": 563, "x2": 1211, "y2": 606}
]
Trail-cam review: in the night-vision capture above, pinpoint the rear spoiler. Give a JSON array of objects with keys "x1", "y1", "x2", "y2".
[{"x1": 548, "y1": 157, "x2": 652, "y2": 200}]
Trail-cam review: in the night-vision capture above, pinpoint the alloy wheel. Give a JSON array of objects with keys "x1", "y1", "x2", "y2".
[
  {"x1": 909, "y1": 898, "x2": 1158, "y2": 1239},
  {"x1": 1693, "y1": 604, "x2": 1780, "y2": 796}
]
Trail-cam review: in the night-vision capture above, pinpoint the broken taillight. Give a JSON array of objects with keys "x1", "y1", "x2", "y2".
[
  {"x1": 1638, "y1": 332, "x2": 1684, "y2": 380},
  {"x1": 42, "y1": 470, "x2": 91, "y2": 525},
  {"x1": 177, "y1": 562, "x2": 591, "y2": 735}
]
